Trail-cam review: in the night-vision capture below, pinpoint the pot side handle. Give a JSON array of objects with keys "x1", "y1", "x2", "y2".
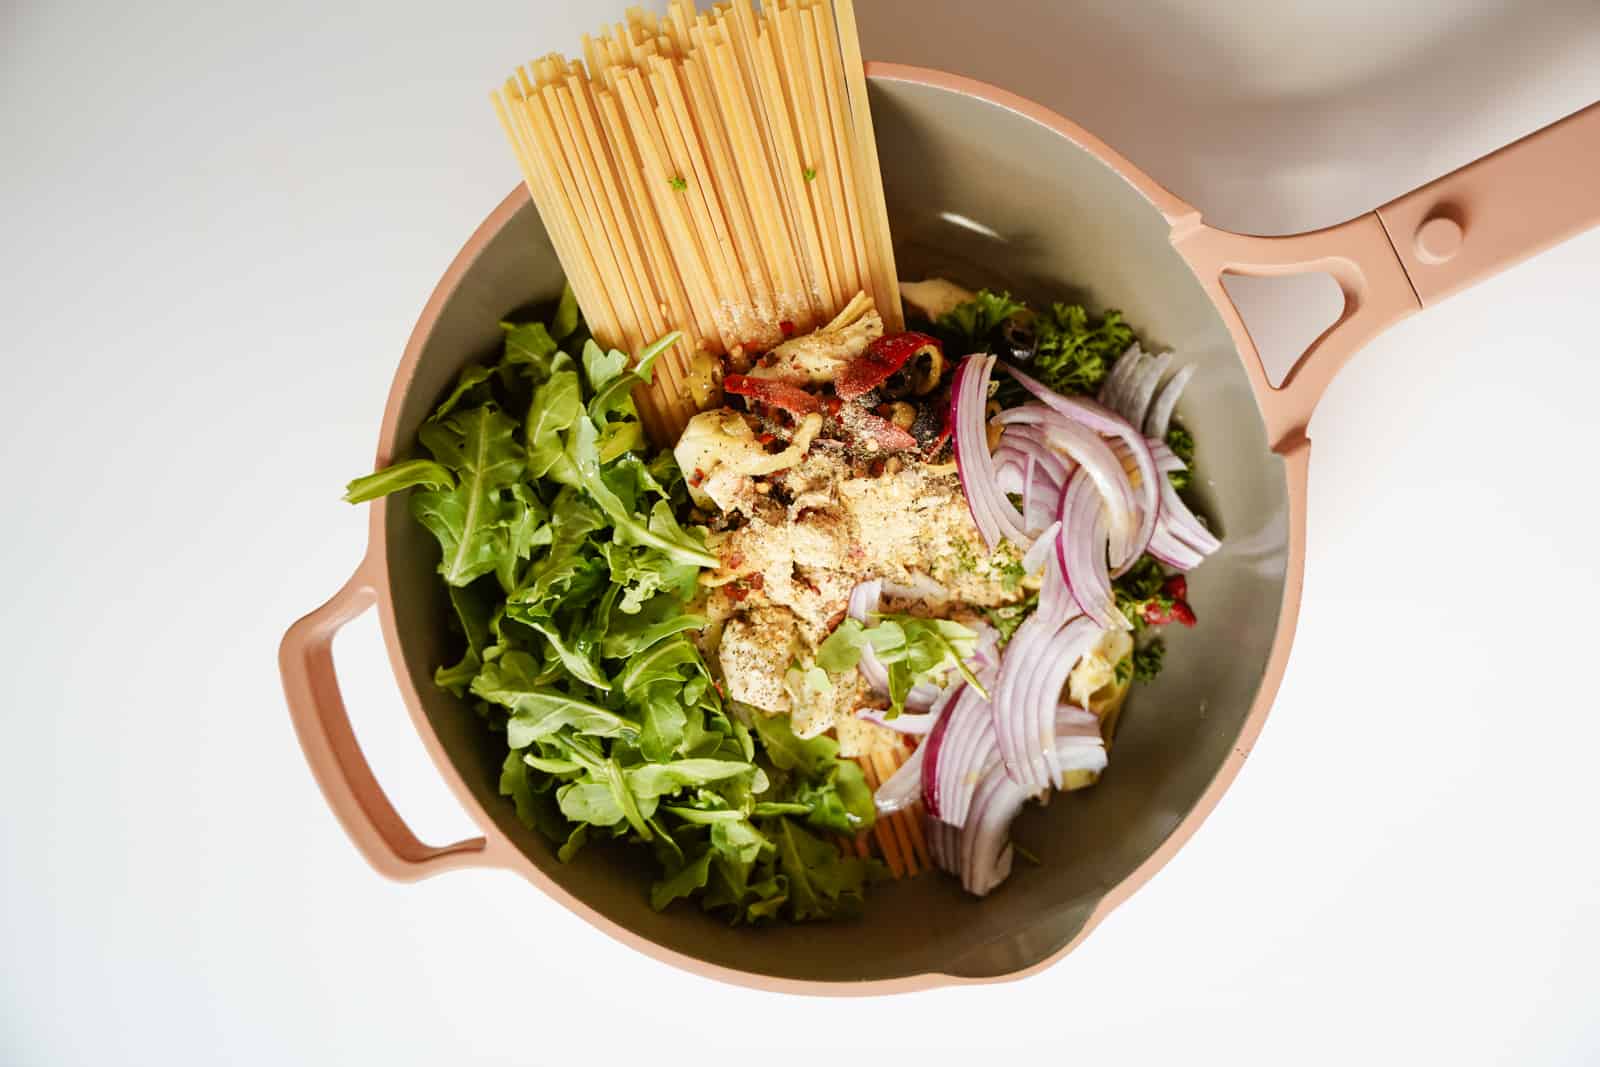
[
  {"x1": 279, "y1": 559, "x2": 500, "y2": 881},
  {"x1": 1172, "y1": 100, "x2": 1599, "y2": 453}
]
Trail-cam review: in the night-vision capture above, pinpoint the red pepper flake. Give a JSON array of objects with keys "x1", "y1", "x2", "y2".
[
  {"x1": 689, "y1": 468, "x2": 706, "y2": 487},
  {"x1": 727, "y1": 582, "x2": 750, "y2": 603},
  {"x1": 756, "y1": 432, "x2": 776, "y2": 446},
  {"x1": 747, "y1": 572, "x2": 764, "y2": 590},
  {"x1": 779, "y1": 319, "x2": 796, "y2": 337}
]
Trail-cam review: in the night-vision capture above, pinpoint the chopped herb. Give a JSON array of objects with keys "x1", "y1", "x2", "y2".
[
  {"x1": 934, "y1": 289, "x2": 1025, "y2": 350},
  {"x1": 668, "y1": 175, "x2": 688, "y2": 191},
  {"x1": 1031, "y1": 303, "x2": 1134, "y2": 395},
  {"x1": 983, "y1": 593, "x2": 1038, "y2": 645},
  {"x1": 1131, "y1": 640, "x2": 1165, "y2": 682},
  {"x1": 1165, "y1": 423, "x2": 1195, "y2": 491},
  {"x1": 802, "y1": 166, "x2": 817, "y2": 182}
]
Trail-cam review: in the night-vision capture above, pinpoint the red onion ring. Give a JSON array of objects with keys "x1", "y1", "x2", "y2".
[
  {"x1": 1144, "y1": 364, "x2": 1195, "y2": 439},
  {"x1": 1055, "y1": 468, "x2": 1126, "y2": 630},
  {"x1": 1005, "y1": 365, "x2": 1161, "y2": 569},
  {"x1": 950, "y1": 355, "x2": 1029, "y2": 550},
  {"x1": 872, "y1": 739, "x2": 927, "y2": 814},
  {"x1": 931, "y1": 684, "x2": 997, "y2": 826}
]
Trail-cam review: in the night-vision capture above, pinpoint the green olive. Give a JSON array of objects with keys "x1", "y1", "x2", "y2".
[{"x1": 909, "y1": 343, "x2": 944, "y2": 396}]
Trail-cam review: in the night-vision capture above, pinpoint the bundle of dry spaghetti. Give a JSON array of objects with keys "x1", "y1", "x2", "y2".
[{"x1": 492, "y1": 0, "x2": 903, "y2": 446}]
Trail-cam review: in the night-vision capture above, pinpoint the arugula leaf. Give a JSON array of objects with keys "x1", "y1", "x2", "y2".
[
  {"x1": 582, "y1": 339, "x2": 629, "y2": 390},
  {"x1": 815, "y1": 612, "x2": 985, "y2": 712},
  {"x1": 550, "y1": 283, "x2": 580, "y2": 342},
  {"x1": 409, "y1": 405, "x2": 526, "y2": 586},
  {"x1": 472, "y1": 657, "x2": 639, "y2": 745},
  {"x1": 651, "y1": 848, "x2": 714, "y2": 911},
  {"x1": 749, "y1": 713, "x2": 875, "y2": 835},
  {"x1": 626, "y1": 759, "x2": 753, "y2": 799},
  {"x1": 502, "y1": 320, "x2": 559, "y2": 373},
  {"x1": 769, "y1": 817, "x2": 874, "y2": 921},
  {"x1": 342, "y1": 458, "x2": 456, "y2": 504},
  {"x1": 568, "y1": 418, "x2": 718, "y2": 569},
  {"x1": 432, "y1": 364, "x2": 497, "y2": 421},
  {"x1": 525, "y1": 365, "x2": 582, "y2": 484}
]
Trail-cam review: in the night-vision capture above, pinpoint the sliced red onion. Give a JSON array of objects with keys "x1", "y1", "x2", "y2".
[
  {"x1": 930, "y1": 684, "x2": 997, "y2": 826},
  {"x1": 857, "y1": 706, "x2": 939, "y2": 735},
  {"x1": 1002, "y1": 370, "x2": 1161, "y2": 568},
  {"x1": 950, "y1": 354, "x2": 1029, "y2": 551},
  {"x1": 1124, "y1": 350, "x2": 1173, "y2": 428},
  {"x1": 845, "y1": 580, "x2": 892, "y2": 698},
  {"x1": 997, "y1": 426, "x2": 1072, "y2": 484},
  {"x1": 996, "y1": 404, "x2": 1137, "y2": 556},
  {"x1": 1098, "y1": 342, "x2": 1145, "y2": 416},
  {"x1": 1057, "y1": 703, "x2": 1100, "y2": 732},
  {"x1": 919, "y1": 682, "x2": 960, "y2": 819},
  {"x1": 956, "y1": 769, "x2": 1031, "y2": 896},
  {"x1": 1020, "y1": 519, "x2": 1061, "y2": 575},
  {"x1": 990, "y1": 552, "x2": 1080, "y2": 790},
  {"x1": 1147, "y1": 523, "x2": 1207, "y2": 570},
  {"x1": 1144, "y1": 364, "x2": 1195, "y2": 439},
  {"x1": 872, "y1": 739, "x2": 927, "y2": 814},
  {"x1": 1160, "y1": 478, "x2": 1221, "y2": 555},
  {"x1": 1055, "y1": 468, "x2": 1126, "y2": 630},
  {"x1": 930, "y1": 708, "x2": 1112, "y2": 896},
  {"x1": 994, "y1": 457, "x2": 1026, "y2": 497},
  {"x1": 926, "y1": 814, "x2": 959, "y2": 873},
  {"x1": 1025, "y1": 617, "x2": 1105, "y2": 782}
]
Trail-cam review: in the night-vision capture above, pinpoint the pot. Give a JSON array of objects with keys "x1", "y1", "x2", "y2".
[{"x1": 280, "y1": 64, "x2": 1599, "y2": 993}]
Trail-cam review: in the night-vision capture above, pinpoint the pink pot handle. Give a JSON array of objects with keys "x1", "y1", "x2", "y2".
[
  {"x1": 1173, "y1": 100, "x2": 1600, "y2": 452},
  {"x1": 279, "y1": 560, "x2": 502, "y2": 881}
]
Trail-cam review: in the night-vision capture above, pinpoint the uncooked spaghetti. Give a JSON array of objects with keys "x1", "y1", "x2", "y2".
[{"x1": 493, "y1": 0, "x2": 904, "y2": 446}]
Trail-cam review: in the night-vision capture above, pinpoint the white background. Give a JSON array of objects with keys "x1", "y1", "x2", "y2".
[{"x1": 5, "y1": 1, "x2": 1599, "y2": 1063}]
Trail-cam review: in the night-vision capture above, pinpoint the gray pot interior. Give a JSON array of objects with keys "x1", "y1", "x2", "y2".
[{"x1": 382, "y1": 75, "x2": 1289, "y2": 985}]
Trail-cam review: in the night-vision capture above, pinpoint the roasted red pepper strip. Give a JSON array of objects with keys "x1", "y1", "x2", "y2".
[
  {"x1": 835, "y1": 331, "x2": 941, "y2": 400},
  {"x1": 723, "y1": 374, "x2": 820, "y2": 415},
  {"x1": 854, "y1": 412, "x2": 918, "y2": 452}
]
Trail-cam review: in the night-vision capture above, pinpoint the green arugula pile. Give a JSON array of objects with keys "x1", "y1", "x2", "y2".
[{"x1": 345, "y1": 289, "x2": 882, "y2": 922}]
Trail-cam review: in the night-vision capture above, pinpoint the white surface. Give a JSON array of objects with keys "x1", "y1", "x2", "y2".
[{"x1": 4, "y1": 1, "x2": 1598, "y2": 1063}]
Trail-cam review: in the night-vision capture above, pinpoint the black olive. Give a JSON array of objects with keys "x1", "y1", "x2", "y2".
[{"x1": 999, "y1": 316, "x2": 1036, "y2": 363}]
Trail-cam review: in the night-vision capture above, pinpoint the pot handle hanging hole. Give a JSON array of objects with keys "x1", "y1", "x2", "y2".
[{"x1": 1170, "y1": 214, "x2": 1421, "y2": 453}]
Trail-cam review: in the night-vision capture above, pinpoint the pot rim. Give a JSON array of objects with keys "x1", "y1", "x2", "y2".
[{"x1": 364, "y1": 62, "x2": 1310, "y2": 995}]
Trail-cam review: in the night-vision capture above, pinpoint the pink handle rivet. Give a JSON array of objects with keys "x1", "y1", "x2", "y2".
[{"x1": 1415, "y1": 214, "x2": 1463, "y2": 265}]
